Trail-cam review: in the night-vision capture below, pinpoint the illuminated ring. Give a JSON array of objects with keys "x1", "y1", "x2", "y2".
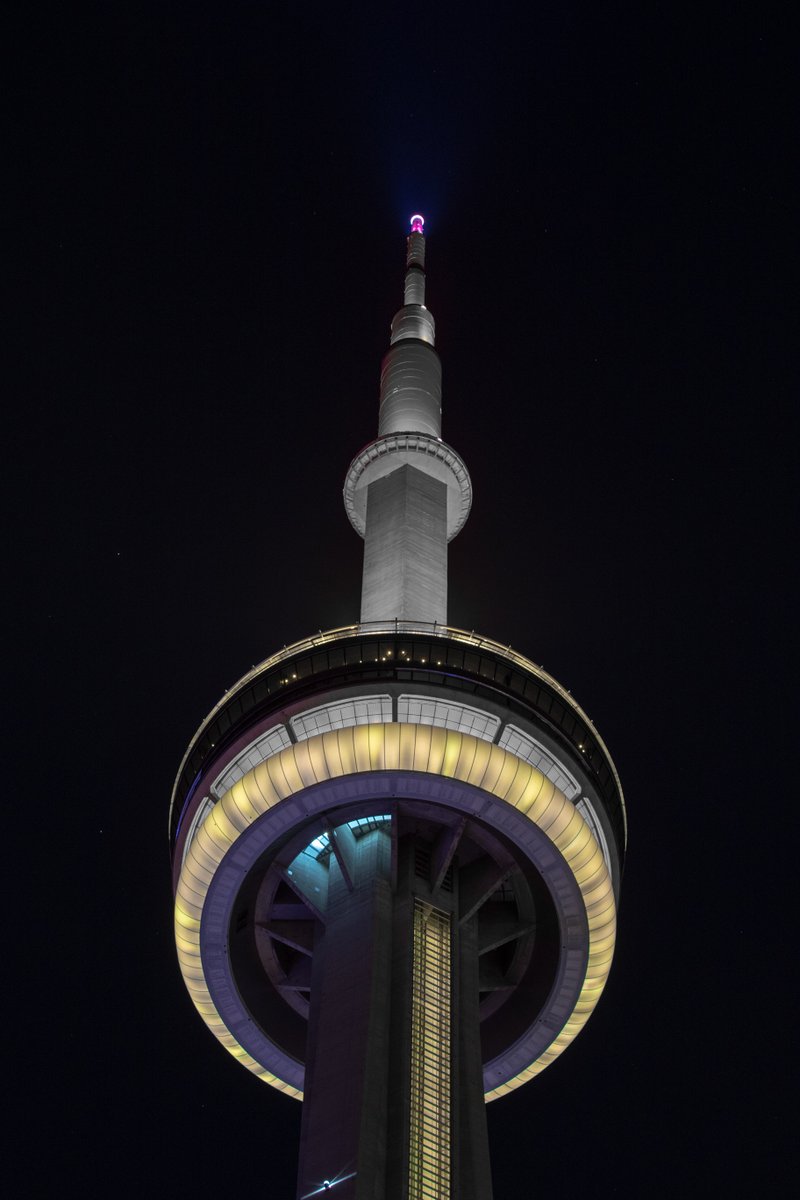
[
  {"x1": 201, "y1": 772, "x2": 586, "y2": 1096},
  {"x1": 343, "y1": 434, "x2": 472, "y2": 541},
  {"x1": 175, "y1": 724, "x2": 616, "y2": 1102}
]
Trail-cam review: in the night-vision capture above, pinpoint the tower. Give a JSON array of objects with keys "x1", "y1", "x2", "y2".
[{"x1": 170, "y1": 216, "x2": 625, "y2": 1199}]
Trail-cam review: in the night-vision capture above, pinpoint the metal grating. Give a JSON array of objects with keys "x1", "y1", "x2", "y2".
[
  {"x1": 414, "y1": 845, "x2": 432, "y2": 879},
  {"x1": 290, "y1": 694, "x2": 392, "y2": 740},
  {"x1": 398, "y1": 694, "x2": 500, "y2": 741},
  {"x1": 408, "y1": 901, "x2": 452, "y2": 1199}
]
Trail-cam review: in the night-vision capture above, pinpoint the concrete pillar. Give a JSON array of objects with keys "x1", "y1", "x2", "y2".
[
  {"x1": 296, "y1": 870, "x2": 393, "y2": 1200},
  {"x1": 360, "y1": 464, "x2": 448, "y2": 625},
  {"x1": 455, "y1": 917, "x2": 494, "y2": 1199}
]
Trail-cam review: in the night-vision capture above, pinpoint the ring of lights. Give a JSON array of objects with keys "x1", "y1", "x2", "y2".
[
  {"x1": 343, "y1": 434, "x2": 472, "y2": 541},
  {"x1": 202, "y1": 778, "x2": 580, "y2": 1095},
  {"x1": 175, "y1": 723, "x2": 616, "y2": 1102}
]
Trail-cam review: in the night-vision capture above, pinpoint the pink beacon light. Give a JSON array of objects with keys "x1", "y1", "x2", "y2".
[{"x1": 410, "y1": 214, "x2": 425, "y2": 234}]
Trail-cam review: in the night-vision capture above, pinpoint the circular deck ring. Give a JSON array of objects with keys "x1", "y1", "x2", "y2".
[{"x1": 175, "y1": 724, "x2": 616, "y2": 1101}]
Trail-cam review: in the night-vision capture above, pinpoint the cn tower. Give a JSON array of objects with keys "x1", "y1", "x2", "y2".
[{"x1": 170, "y1": 216, "x2": 625, "y2": 1199}]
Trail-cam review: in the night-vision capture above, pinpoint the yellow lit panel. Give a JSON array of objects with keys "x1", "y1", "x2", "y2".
[{"x1": 408, "y1": 902, "x2": 451, "y2": 1200}]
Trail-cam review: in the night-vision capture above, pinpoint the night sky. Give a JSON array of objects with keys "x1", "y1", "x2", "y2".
[{"x1": 12, "y1": 3, "x2": 793, "y2": 1195}]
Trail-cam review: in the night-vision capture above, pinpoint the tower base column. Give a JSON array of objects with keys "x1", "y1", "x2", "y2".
[{"x1": 296, "y1": 871, "x2": 393, "y2": 1200}]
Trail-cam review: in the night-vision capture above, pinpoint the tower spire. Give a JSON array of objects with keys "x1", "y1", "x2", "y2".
[
  {"x1": 343, "y1": 214, "x2": 472, "y2": 625},
  {"x1": 400, "y1": 215, "x2": 430, "y2": 316}
]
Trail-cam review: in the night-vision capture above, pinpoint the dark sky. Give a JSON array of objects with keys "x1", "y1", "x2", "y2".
[{"x1": 12, "y1": 2, "x2": 793, "y2": 1195}]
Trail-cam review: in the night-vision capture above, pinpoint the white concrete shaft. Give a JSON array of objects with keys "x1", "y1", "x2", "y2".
[
  {"x1": 360, "y1": 463, "x2": 448, "y2": 624},
  {"x1": 356, "y1": 228, "x2": 463, "y2": 625}
]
